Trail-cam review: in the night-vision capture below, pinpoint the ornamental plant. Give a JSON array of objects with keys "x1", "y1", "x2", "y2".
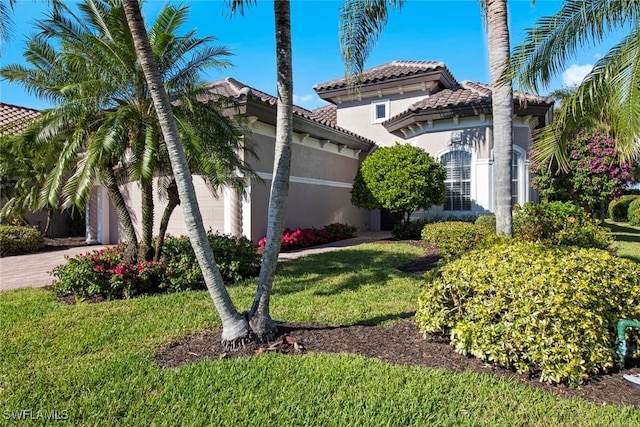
[
  {"x1": 351, "y1": 144, "x2": 445, "y2": 225},
  {"x1": 513, "y1": 201, "x2": 612, "y2": 249},
  {"x1": 530, "y1": 130, "x2": 635, "y2": 215},
  {"x1": 258, "y1": 223, "x2": 357, "y2": 251},
  {"x1": 416, "y1": 241, "x2": 640, "y2": 386},
  {"x1": 628, "y1": 198, "x2": 640, "y2": 226},
  {"x1": 0, "y1": 225, "x2": 45, "y2": 256},
  {"x1": 420, "y1": 221, "x2": 492, "y2": 260},
  {"x1": 52, "y1": 232, "x2": 261, "y2": 300}
]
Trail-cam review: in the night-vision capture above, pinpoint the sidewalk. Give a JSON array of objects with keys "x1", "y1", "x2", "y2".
[{"x1": 0, "y1": 231, "x2": 391, "y2": 291}]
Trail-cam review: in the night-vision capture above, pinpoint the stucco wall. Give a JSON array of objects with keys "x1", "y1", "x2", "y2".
[
  {"x1": 336, "y1": 91, "x2": 430, "y2": 145},
  {"x1": 250, "y1": 178, "x2": 367, "y2": 242},
  {"x1": 119, "y1": 176, "x2": 225, "y2": 240}
]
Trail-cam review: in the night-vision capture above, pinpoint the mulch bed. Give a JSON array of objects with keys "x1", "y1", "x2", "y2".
[
  {"x1": 41, "y1": 236, "x2": 90, "y2": 253},
  {"x1": 156, "y1": 239, "x2": 640, "y2": 409}
]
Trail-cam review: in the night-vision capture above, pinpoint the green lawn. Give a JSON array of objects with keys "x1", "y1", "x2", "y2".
[
  {"x1": 1, "y1": 243, "x2": 639, "y2": 426},
  {"x1": 605, "y1": 220, "x2": 640, "y2": 263}
]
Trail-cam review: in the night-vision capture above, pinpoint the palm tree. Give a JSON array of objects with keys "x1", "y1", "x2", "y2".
[
  {"x1": 340, "y1": 0, "x2": 514, "y2": 236},
  {"x1": 2, "y1": 0, "x2": 249, "y2": 262},
  {"x1": 246, "y1": 0, "x2": 293, "y2": 340},
  {"x1": 123, "y1": 0, "x2": 294, "y2": 343},
  {"x1": 121, "y1": 0, "x2": 250, "y2": 345},
  {"x1": 506, "y1": 0, "x2": 640, "y2": 169},
  {"x1": 484, "y1": 0, "x2": 513, "y2": 237}
]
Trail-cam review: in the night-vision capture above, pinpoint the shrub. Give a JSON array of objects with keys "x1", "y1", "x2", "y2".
[
  {"x1": 474, "y1": 215, "x2": 496, "y2": 231},
  {"x1": 392, "y1": 218, "x2": 432, "y2": 240},
  {"x1": 628, "y1": 198, "x2": 640, "y2": 226},
  {"x1": 259, "y1": 223, "x2": 357, "y2": 251},
  {"x1": 608, "y1": 195, "x2": 640, "y2": 222},
  {"x1": 160, "y1": 232, "x2": 261, "y2": 289},
  {"x1": 420, "y1": 221, "x2": 492, "y2": 260},
  {"x1": 53, "y1": 232, "x2": 261, "y2": 300},
  {"x1": 513, "y1": 201, "x2": 612, "y2": 249},
  {"x1": 52, "y1": 245, "x2": 170, "y2": 300},
  {"x1": 0, "y1": 225, "x2": 45, "y2": 256},
  {"x1": 416, "y1": 241, "x2": 640, "y2": 386}
]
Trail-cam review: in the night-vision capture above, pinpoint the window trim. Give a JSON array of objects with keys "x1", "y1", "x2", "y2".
[
  {"x1": 371, "y1": 99, "x2": 390, "y2": 124},
  {"x1": 438, "y1": 146, "x2": 474, "y2": 212}
]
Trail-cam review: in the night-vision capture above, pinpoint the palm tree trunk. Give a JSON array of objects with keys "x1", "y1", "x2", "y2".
[
  {"x1": 139, "y1": 177, "x2": 155, "y2": 261},
  {"x1": 154, "y1": 179, "x2": 180, "y2": 262},
  {"x1": 248, "y1": 0, "x2": 293, "y2": 341},
  {"x1": 102, "y1": 165, "x2": 138, "y2": 264},
  {"x1": 122, "y1": 0, "x2": 248, "y2": 346},
  {"x1": 487, "y1": 0, "x2": 514, "y2": 237}
]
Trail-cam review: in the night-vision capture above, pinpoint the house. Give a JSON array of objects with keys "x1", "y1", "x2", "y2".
[
  {"x1": 0, "y1": 102, "x2": 79, "y2": 237},
  {"x1": 5, "y1": 60, "x2": 555, "y2": 244},
  {"x1": 313, "y1": 61, "x2": 554, "y2": 227}
]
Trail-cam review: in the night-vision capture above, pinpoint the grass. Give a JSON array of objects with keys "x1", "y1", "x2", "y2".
[
  {"x1": 604, "y1": 220, "x2": 640, "y2": 263},
  {"x1": 1, "y1": 242, "x2": 639, "y2": 426}
]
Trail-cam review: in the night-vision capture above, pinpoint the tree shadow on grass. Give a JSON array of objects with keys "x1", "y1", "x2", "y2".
[
  {"x1": 604, "y1": 222, "x2": 640, "y2": 242},
  {"x1": 271, "y1": 247, "x2": 422, "y2": 297}
]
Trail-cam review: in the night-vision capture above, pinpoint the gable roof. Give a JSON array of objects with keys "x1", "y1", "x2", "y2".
[
  {"x1": 204, "y1": 78, "x2": 372, "y2": 149},
  {"x1": 0, "y1": 103, "x2": 41, "y2": 136},
  {"x1": 314, "y1": 60, "x2": 457, "y2": 93},
  {"x1": 383, "y1": 81, "x2": 554, "y2": 133}
]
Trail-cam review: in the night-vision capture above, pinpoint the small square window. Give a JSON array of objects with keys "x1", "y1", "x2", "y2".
[{"x1": 371, "y1": 100, "x2": 390, "y2": 123}]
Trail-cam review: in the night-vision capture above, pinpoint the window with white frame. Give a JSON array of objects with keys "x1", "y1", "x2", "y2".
[
  {"x1": 371, "y1": 99, "x2": 390, "y2": 123},
  {"x1": 441, "y1": 150, "x2": 472, "y2": 211},
  {"x1": 511, "y1": 151, "x2": 520, "y2": 207}
]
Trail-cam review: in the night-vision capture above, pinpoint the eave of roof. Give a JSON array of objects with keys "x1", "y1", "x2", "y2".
[
  {"x1": 383, "y1": 81, "x2": 554, "y2": 133},
  {"x1": 202, "y1": 78, "x2": 373, "y2": 150}
]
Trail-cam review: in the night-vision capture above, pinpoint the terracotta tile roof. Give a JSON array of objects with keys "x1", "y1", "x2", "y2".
[
  {"x1": 0, "y1": 103, "x2": 40, "y2": 136},
  {"x1": 387, "y1": 80, "x2": 554, "y2": 122},
  {"x1": 314, "y1": 60, "x2": 456, "y2": 92},
  {"x1": 309, "y1": 104, "x2": 337, "y2": 126},
  {"x1": 204, "y1": 78, "x2": 371, "y2": 143}
]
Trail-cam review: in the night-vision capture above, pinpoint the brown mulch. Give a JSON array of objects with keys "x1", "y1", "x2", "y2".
[
  {"x1": 41, "y1": 236, "x2": 90, "y2": 253},
  {"x1": 157, "y1": 238, "x2": 640, "y2": 409}
]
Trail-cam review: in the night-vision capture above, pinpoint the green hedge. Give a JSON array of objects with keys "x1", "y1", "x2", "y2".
[
  {"x1": 420, "y1": 221, "x2": 492, "y2": 260},
  {"x1": 513, "y1": 201, "x2": 612, "y2": 249},
  {"x1": 416, "y1": 241, "x2": 640, "y2": 386},
  {"x1": 626, "y1": 198, "x2": 640, "y2": 226},
  {"x1": 0, "y1": 225, "x2": 45, "y2": 256},
  {"x1": 608, "y1": 195, "x2": 640, "y2": 222},
  {"x1": 474, "y1": 215, "x2": 496, "y2": 230}
]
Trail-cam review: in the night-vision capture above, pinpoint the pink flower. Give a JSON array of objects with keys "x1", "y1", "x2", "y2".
[
  {"x1": 114, "y1": 265, "x2": 126, "y2": 275},
  {"x1": 94, "y1": 265, "x2": 104, "y2": 272}
]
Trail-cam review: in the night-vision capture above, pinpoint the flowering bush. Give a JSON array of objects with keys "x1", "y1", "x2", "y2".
[
  {"x1": 53, "y1": 232, "x2": 261, "y2": 300},
  {"x1": 513, "y1": 201, "x2": 612, "y2": 249},
  {"x1": 258, "y1": 223, "x2": 357, "y2": 250},
  {"x1": 530, "y1": 130, "x2": 635, "y2": 214},
  {"x1": 52, "y1": 245, "x2": 170, "y2": 300}
]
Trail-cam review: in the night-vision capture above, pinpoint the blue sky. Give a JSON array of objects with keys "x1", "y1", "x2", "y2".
[{"x1": 0, "y1": 0, "x2": 628, "y2": 111}]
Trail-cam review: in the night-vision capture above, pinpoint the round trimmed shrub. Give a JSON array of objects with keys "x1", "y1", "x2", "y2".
[
  {"x1": 627, "y1": 198, "x2": 640, "y2": 226},
  {"x1": 416, "y1": 241, "x2": 640, "y2": 386},
  {"x1": 608, "y1": 195, "x2": 640, "y2": 222},
  {"x1": 0, "y1": 225, "x2": 45, "y2": 256},
  {"x1": 420, "y1": 221, "x2": 492, "y2": 260}
]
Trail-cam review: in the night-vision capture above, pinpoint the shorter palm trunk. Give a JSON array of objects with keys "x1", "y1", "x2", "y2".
[
  {"x1": 102, "y1": 165, "x2": 138, "y2": 264},
  {"x1": 154, "y1": 180, "x2": 180, "y2": 262}
]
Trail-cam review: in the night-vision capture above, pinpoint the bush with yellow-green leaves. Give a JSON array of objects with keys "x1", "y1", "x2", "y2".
[
  {"x1": 416, "y1": 240, "x2": 640, "y2": 386},
  {"x1": 0, "y1": 224, "x2": 45, "y2": 256}
]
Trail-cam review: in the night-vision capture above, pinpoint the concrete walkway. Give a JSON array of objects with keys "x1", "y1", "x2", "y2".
[{"x1": 0, "y1": 231, "x2": 391, "y2": 291}]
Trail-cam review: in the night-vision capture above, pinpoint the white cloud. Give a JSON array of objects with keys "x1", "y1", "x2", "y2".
[
  {"x1": 561, "y1": 64, "x2": 593, "y2": 87},
  {"x1": 293, "y1": 94, "x2": 315, "y2": 104}
]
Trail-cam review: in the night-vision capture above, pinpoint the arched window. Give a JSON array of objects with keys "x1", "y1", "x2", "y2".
[{"x1": 441, "y1": 150, "x2": 471, "y2": 211}]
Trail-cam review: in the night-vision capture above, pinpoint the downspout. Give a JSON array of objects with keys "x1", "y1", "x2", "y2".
[{"x1": 616, "y1": 319, "x2": 640, "y2": 366}]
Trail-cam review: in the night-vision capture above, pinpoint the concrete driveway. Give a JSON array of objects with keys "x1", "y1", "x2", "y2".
[
  {"x1": 0, "y1": 245, "x2": 107, "y2": 291},
  {"x1": 0, "y1": 231, "x2": 392, "y2": 292}
]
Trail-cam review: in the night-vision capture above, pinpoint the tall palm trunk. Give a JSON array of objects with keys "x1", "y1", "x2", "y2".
[
  {"x1": 139, "y1": 177, "x2": 155, "y2": 261},
  {"x1": 102, "y1": 164, "x2": 138, "y2": 263},
  {"x1": 487, "y1": 0, "x2": 513, "y2": 237},
  {"x1": 154, "y1": 179, "x2": 180, "y2": 262},
  {"x1": 248, "y1": 0, "x2": 293, "y2": 340},
  {"x1": 122, "y1": 0, "x2": 248, "y2": 345}
]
